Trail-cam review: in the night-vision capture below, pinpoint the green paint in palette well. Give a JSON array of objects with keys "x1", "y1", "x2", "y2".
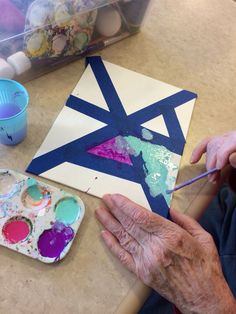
[
  {"x1": 27, "y1": 185, "x2": 43, "y2": 201},
  {"x1": 124, "y1": 136, "x2": 178, "y2": 204},
  {"x1": 55, "y1": 197, "x2": 80, "y2": 225}
]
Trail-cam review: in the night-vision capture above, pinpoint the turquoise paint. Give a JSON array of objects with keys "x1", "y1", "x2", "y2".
[
  {"x1": 27, "y1": 177, "x2": 37, "y2": 187},
  {"x1": 55, "y1": 197, "x2": 80, "y2": 225},
  {"x1": 27, "y1": 185, "x2": 42, "y2": 201},
  {"x1": 124, "y1": 136, "x2": 178, "y2": 204},
  {"x1": 141, "y1": 128, "x2": 153, "y2": 141}
]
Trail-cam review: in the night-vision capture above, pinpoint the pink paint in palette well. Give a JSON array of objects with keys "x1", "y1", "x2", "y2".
[
  {"x1": 2, "y1": 216, "x2": 32, "y2": 244},
  {"x1": 0, "y1": 170, "x2": 85, "y2": 263}
]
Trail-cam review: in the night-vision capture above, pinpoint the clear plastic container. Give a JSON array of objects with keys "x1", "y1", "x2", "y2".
[{"x1": 0, "y1": 0, "x2": 151, "y2": 82}]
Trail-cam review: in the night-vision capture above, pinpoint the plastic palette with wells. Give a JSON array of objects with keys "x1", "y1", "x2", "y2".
[{"x1": 0, "y1": 169, "x2": 85, "y2": 263}]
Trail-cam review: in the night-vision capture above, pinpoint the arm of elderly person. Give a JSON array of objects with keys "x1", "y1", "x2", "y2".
[{"x1": 95, "y1": 194, "x2": 236, "y2": 314}]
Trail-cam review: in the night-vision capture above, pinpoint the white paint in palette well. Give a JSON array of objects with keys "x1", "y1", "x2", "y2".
[{"x1": 41, "y1": 162, "x2": 151, "y2": 210}]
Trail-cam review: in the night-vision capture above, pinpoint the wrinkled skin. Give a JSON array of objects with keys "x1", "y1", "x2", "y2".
[
  {"x1": 190, "y1": 131, "x2": 236, "y2": 182},
  {"x1": 96, "y1": 131, "x2": 236, "y2": 312},
  {"x1": 96, "y1": 194, "x2": 236, "y2": 314}
]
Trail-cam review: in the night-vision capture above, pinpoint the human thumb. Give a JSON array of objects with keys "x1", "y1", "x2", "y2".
[
  {"x1": 229, "y1": 152, "x2": 236, "y2": 168},
  {"x1": 170, "y1": 208, "x2": 206, "y2": 238}
]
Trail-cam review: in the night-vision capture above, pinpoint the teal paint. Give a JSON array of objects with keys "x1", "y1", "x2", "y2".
[
  {"x1": 124, "y1": 136, "x2": 178, "y2": 204},
  {"x1": 27, "y1": 177, "x2": 37, "y2": 187},
  {"x1": 141, "y1": 128, "x2": 153, "y2": 141},
  {"x1": 27, "y1": 185, "x2": 42, "y2": 201},
  {"x1": 55, "y1": 197, "x2": 80, "y2": 225}
]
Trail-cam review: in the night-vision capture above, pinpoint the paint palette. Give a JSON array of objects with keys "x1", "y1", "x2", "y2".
[{"x1": 0, "y1": 169, "x2": 85, "y2": 263}]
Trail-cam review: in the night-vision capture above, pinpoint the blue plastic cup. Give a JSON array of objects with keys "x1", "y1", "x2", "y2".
[{"x1": 0, "y1": 79, "x2": 29, "y2": 145}]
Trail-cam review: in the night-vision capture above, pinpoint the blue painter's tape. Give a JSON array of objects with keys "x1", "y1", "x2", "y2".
[
  {"x1": 66, "y1": 95, "x2": 186, "y2": 155},
  {"x1": 87, "y1": 56, "x2": 127, "y2": 118},
  {"x1": 66, "y1": 95, "x2": 113, "y2": 125},
  {"x1": 27, "y1": 57, "x2": 197, "y2": 218}
]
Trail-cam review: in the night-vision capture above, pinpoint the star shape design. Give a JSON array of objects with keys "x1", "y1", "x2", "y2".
[{"x1": 27, "y1": 57, "x2": 197, "y2": 217}]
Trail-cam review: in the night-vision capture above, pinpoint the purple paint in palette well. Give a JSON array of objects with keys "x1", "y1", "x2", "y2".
[
  {"x1": 37, "y1": 222, "x2": 74, "y2": 259},
  {"x1": 0, "y1": 103, "x2": 21, "y2": 119}
]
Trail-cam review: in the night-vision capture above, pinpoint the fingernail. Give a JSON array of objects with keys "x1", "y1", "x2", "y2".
[
  {"x1": 216, "y1": 160, "x2": 222, "y2": 170},
  {"x1": 208, "y1": 175, "x2": 213, "y2": 182},
  {"x1": 110, "y1": 193, "x2": 122, "y2": 204},
  {"x1": 101, "y1": 230, "x2": 107, "y2": 236},
  {"x1": 102, "y1": 194, "x2": 112, "y2": 203},
  {"x1": 110, "y1": 194, "x2": 127, "y2": 208},
  {"x1": 208, "y1": 176, "x2": 217, "y2": 184},
  {"x1": 101, "y1": 230, "x2": 110, "y2": 239},
  {"x1": 190, "y1": 156, "x2": 194, "y2": 163}
]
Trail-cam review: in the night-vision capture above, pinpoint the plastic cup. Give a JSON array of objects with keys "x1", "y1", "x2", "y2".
[{"x1": 0, "y1": 79, "x2": 29, "y2": 145}]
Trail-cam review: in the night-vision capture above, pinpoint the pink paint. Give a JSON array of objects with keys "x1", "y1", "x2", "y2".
[
  {"x1": 87, "y1": 136, "x2": 132, "y2": 165},
  {"x1": 3, "y1": 218, "x2": 31, "y2": 244}
]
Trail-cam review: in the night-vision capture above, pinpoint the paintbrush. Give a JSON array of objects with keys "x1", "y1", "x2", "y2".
[{"x1": 166, "y1": 167, "x2": 219, "y2": 194}]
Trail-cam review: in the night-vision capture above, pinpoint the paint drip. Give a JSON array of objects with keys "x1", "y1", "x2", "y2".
[
  {"x1": 37, "y1": 222, "x2": 74, "y2": 259},
  {"x1": 2, "y1": 216, "x2": 32, "y2": 244},
  {"x1": 123, "y1": 136, "x2": 179, "y2": 204},
  {"x1": 55, "y1": 197, "x2": 80, "y2": 225}
]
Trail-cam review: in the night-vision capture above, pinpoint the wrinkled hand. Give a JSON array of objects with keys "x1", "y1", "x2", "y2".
[
  {"x1": 190, "y1": 131, "x2": 236, "y2": 182},
  {"x1": 95, "y1": 194, "x2": 236, "y2": 314}
]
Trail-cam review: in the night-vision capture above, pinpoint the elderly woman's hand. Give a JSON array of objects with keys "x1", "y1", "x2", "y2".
[
  {"x1": 95, "y1": 194, "x2": 236, "y2": 314},
  {"x1": 190, "y1": 131, "x2": 236, "y2": 182}
]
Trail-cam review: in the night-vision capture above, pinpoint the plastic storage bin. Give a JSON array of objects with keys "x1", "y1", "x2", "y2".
[{"x1": 0, "y1": 0, "x2": 151, "y2": 82}]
